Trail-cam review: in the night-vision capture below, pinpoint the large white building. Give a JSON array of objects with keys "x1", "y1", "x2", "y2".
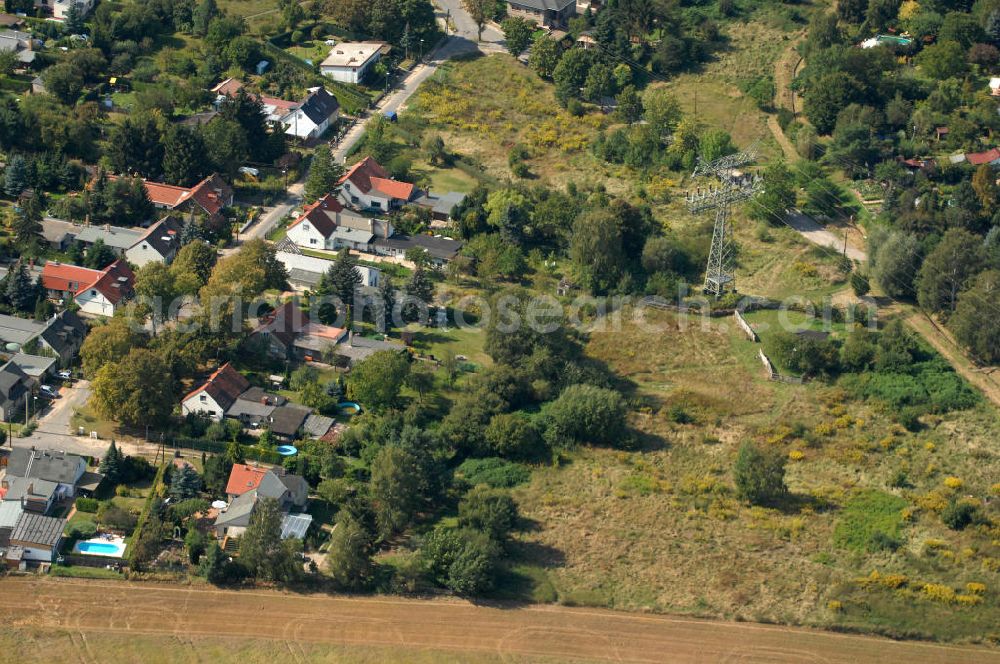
[
  {"x1": 320, "y1": 42, "x2": 385, "y2": 84},
  {"x1": 35, "y1": 0, "x2": 94, "y2": 21}
]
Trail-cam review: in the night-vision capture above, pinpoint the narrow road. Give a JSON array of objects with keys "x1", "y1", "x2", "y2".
[{"x1": 5, "y1": 578, "x2": 998, "y2": 664}]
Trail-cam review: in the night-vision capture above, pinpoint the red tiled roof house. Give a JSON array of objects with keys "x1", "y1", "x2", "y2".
[
  {"x1": 181, "y1": 362, "x2": 251, "y2": 422},
  {"x1": 41, "y1": 259, "x2": 135, "y2": 317},
  {"x1": 338, "y1": 156, "x2": 415, "y2": 212}
]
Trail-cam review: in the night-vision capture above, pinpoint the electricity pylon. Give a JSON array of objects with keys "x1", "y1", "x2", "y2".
[{"x1": 686, "y1": 142, "x2": 761, "y2": 297}]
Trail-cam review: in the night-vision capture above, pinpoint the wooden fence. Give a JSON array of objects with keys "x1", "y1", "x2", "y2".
[{"x1": 734, "y1": 310, "x2": 758, "y2": 341}]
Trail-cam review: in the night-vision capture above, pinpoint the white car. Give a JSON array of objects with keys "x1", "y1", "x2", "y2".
[
  {"x1": 40, "y1": 385, "x2": 58, "y2": 398},
  {"x1": 57, "y1": 370, "x2": 72, "y2": 380}
]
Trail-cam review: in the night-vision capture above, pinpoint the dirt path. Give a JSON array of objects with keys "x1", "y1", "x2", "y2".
[
  {"x1": 893, "y1": 304, "x2": 1000, "y2": 408},
  {"x1": 768, "y1": 31, "x2": 806, "y2": 161},
  {"x1": 3, "y1": 577, "x2": 998, "y2": 663}
]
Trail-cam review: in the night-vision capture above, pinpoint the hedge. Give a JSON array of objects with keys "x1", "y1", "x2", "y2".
[
  {"x1": 75, "y1": 497, "x2": 100, "y2": 513},
  {"x1": 125, "y1": 462, "x2": 168, "y2": 565}
]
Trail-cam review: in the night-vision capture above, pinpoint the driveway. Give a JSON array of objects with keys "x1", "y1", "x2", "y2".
[{"x1": 786, "y1": 210, "x2": 867, "y2": 262}]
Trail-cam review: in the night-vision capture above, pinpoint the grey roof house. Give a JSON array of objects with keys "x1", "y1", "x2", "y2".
[
  {"x1": 0, "y1": 361, "x2": 30, "y2": 422},
  {"x1": 214, "y1": 466, "x2": 310, "y2": 539},
  {"x1": 8, "y1": 512, "x2": 65, "y2": 564},
  {"x1": 506, "y1": 0, "x2": 576, "y2": 28},
  {"x1": 5, "y1": 447, "x2": 97, "y2": 497}
]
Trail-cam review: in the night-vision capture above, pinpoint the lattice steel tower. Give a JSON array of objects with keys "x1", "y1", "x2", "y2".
[{"x1": 685, "y1": 142, "x2": 761, "y2": 297}]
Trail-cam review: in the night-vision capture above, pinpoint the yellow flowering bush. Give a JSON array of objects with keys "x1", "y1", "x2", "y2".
[{"x1": 943, "y1": 476, "x2": 963, "y2": 489}]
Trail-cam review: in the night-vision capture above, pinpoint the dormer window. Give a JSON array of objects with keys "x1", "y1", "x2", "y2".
[
  {"x1": 302, "y1": 223, "x2": 310, "y2": 231},
  {"x1": 199, "y1": 394, "x2": 207, "y2": 403}
]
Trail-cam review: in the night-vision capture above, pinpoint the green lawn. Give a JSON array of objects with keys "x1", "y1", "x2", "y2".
[{"x1": 286, "y1": 40, "x2": 331, "y2": 66}]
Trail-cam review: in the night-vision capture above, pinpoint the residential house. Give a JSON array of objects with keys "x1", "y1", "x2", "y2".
[
  {"x1": 506, "y1": 0, "x2": 576, "y2": 28},
  {"x1": 284, "y1": 194, "x2": 385, "y2": 252},
  {"x1": 4, "y1": 447, "x2": 97, "y2": 498},
  {"x1": 320, "y1": 42, "x2": 386, "y2": 84},
  {"x1": 0, "y1": 501, "x2": 22, "y2": 549},
  {"x1": 181, "y1": 362, "x2": 251, "y2": 422},
  {"x1": 73, "y1": 225, "x2": 144, "y2": 257},
  {"x1": 249, "y1": 301, "x2": 347, "y2": 362},
  {"x1": 215, "y1": 465, "x2": 310, "y2": 539},
  {"x1": 966, "y1": 148, "x2": 1000, "y2": 167},
  {"x1": 7, "y1": 512, "x2": 64, "y2": 565},
  {"x1": 338, "y1": 157, "x2": 416, "y2": 212},
  {"x1": 372, "y1": 233, "x2": 464, "y2": 266},
  {"x1": 0, "y1": 309, "x2": 88, "y2": 365},
  {"x1": 0, "y1": 29, "x2": 35, "y2": 65},
  {"x1": 42, "y1": 259, "x2": 135, "y2": 316},
  {"x1": 412, "y1": 190, "x2": 467, "y2": 222},
  {"x1": 0, "y1": 361, "x2": 30, "y2": 422},
  {"x1": 266, "y1": 405, "x2": 311, "y2": 440},
  {"x1": 113, "y1": 174, "x2": 233, "y2": 226},
  {"x1": 275, "y1": 242, "x2": 381, "y2": 291},
  {"x1": 41, "y1": 218, "x2": 79, "y2": 252},
  {"x1": 1, "y1": 477, "x2": 58, "y2": 514},
  {"x1": 225, "y1": 386, "x2": 286, "y2": 430},
  {"x1": 124, "y1": 216, "x2": 184, "y2": 267},
  {"x1": 35, "y1": 0, "x2": 95, "y2": 21},
  {"x1": 11, "y1": 353, "x2": 57, "y2": 381},
  {"x1": 212, "y1": 79, "x2": 339, "y2": 141},
  {"x1": 278, "y1": 87, "x2": 340, "y2": 141}
]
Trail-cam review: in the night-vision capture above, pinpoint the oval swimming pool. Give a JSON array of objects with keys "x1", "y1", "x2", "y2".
[
  {"x1": 76, "y1": 541, "x2": 121, "y2": 555},
  {"x1": 276, "y1": 444, "x2": 298, "y2": 456}
]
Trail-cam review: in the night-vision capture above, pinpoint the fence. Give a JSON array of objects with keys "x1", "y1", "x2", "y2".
[
  {"x1": 733, "y1": 310, "x2": 758, "y2": 341},
  {"x1": 757, "y1": 348, "x2": 804, "y2": 384},
  {"x1": 59, "y1": 553, "x2": 126, "y2": 570}
]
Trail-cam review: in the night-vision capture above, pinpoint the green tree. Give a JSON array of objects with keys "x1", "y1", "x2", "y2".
[
  {"x1": 733, "y1": 442, "x2": 788, "y2": 505},
  {"x1": 3, "y1": 153, "x2": 27, "y2": 197},
  {"x1": 64, "y1": 0, "x2": 85, "y2": 34},
  {"x1": 915, "y1": 40, "x2": 967, "y2": 80},
  {"x1": 200, "y1": 118, "x2": 249, "y2": 178},
  {"x1": 404, "y1": 265, "x2": 433, "y2": 305},
  {"x1": 193, "y1": 0, "x2": 219, "y2": 36},
  {"x1": 421, "y1": 526, "x2": 501, "y2": 595},
  {"x1": 163, "y1": 125, "x2": 209, "y2": 187},
  {"x1": 171, "y1": 241, "x2": 217, "y2": 295},
  {"x1": 5, "y1": 261, "x2": 37, "y2": 313},
  {"x1": 951, "y1": 270, "x2": 1000, "y2": 364},
  {"x1": 869, "y1": 227, "x2": 921, "y2": 299},
  {"x1": 80, "y1": 318, "x2": 141, "y2": 378},
  {"x1": 99, "y1": 440, "x2": 123, "y2": 483},
  {"x1": 423, "y1": 135, "x2": 447, "y2": 166},
  {"x1": 462, "y1": 0, "x2": 493, "y2": 40},
  {"x1": 529, "y1": 35, "x2": 561, "y2": 80},
  {"x1": 199, "y1": 541, "x2": 228, "y2": 583},
  {"x1": 304, "y1": 147, "x2": 343, "y2": 202},
  {"x1": 458, "y1": 486, "x2": 518, "y2": 542},
  {"x1": 616, "y1": 84, "x2": 643, "y2": 124},
  {"x1": 318, "y1": 248, "x2": 362, "y2": 319},
  {"x1": 369, "y1": 444, "x2": 422, "y2": 539},
  {"x1": 747, "y1": 161, "x2": 796, "y2": 225},
  {"x1": 91, "y1": 348, "x2": 175, "y2": 427},
  {"x1": 501, "y1": 16, "x2": 534, "y2": 55},
  {"x1": 326, "y1": 512, "x2": 375, "y2": 589},
  {"x1": 347, "y1": 350, "x2": 410, "y2": 411},
  {"x1": 484, "y1": 412, "x2": 541, "y2": 459},
  {"x1": 543, "y1": 383, "x2": 627, "y2": 448},
  {"x1": 570, "y1": 208, "x2": 629, "y2": 294},
  {"x1": 803, "y1": 72, "x2": 863, "y2": 134},
  {"x1": 169, "y1": 465, "x2": 203, "y2": 500},
  {"x1": 240, "y1": 498, "x2": 301, "y2": 582},
  {"x1": 107, "y1": 115, "x2": 164, "y2": 180},
  {"x1": 583, "y1": 62, "x2": 615, "y2": 103},
  {"x1": 552, "y1": 48, "x2": 592, "y2": 106},
  {"x1": 44, "y1": 63, "x2": 85, "y2": 105},
  {"x1": 698, "y1": 129, "x2": 735, "y2": 163},
  {"x1": 916, "y1": 229, "x2": 986, "y2": 315},
  {"x1": 185, "y1": 528, "x2": 207, "y2": 564},
  {"x1": 11, "y1": 198, "x2": 43, "y2": 254},
  {"x1": 84, "y1": 239, "x2": 117, "y2": 270},
  {"x1": 642, "y1": 87, "x2": 682, "y2": 139}
]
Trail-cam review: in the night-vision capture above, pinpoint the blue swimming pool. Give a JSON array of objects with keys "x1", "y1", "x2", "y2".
[{"x1": 73, "y1": 538, "x2": 126, "y2": 557}]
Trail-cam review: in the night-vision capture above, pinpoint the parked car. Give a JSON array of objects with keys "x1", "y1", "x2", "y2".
[
  {"x1": 39, "y1": 385, "x2": 58, "y2": 399},
  {"x1": 57, "y1": 370, "x2": 72, "y2": 380}
]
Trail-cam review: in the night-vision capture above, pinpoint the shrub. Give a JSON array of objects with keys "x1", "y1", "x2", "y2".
[
  {"x1": 455, "y1": 457, "x2": 531, "y2": 488},
  {"x1": 75, "y1": 497, "x2": 100, "y2": 513},
  {"x1": 66, "y1": 520, "x2": 98, "y2": 541},
  {"x1": 543, "y1": 384, "x2": 627, "y2": 448},
  {"x1": 733, "y1": 442, "x2": 787, "y2": 505},
  {"x1": 941, "y1": 500, "x2": 978, "y2": 530},
  {"x1": 833, "y1": 490, "x2": 908, "y2": 553}
]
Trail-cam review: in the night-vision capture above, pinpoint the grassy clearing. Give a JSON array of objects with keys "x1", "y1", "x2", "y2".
[
  {"x1": 49, "y1": 565, "x2": 125, "y2": 580},
  {"x1": 509, "y1": 306, "x2": 1000, "y2": 641}
]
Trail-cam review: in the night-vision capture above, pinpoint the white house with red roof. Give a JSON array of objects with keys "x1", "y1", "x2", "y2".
[
  {"x1": 285, "y1": 193, "x2": 391, "y2": 252},
  {"x1": 181, "y1": 362, "x2": 251, "y2": 422},
  {"x1": 211, "y1": 79, "x2": 339, "y2": 140},
  {"x1": 113, "y1": 173, "x2": 234, "y2": 224},
  {"x1": 41, "y1": 259, "x2": 135, "y2": 316},
  {"x1": 338, "y1": 157, "x2": 416, "y2": 212}
]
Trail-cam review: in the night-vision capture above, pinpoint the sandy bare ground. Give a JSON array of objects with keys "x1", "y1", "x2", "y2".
[{"x1": 3, "y1": 577, "x2": 998, "y2": 664}]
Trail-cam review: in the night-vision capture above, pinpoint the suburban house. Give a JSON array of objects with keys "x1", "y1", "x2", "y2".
[
  {"x1": 34, "y1": 0, "x2": 95, "y2": 21},
  {"x1": 181, "y1": 362, "x2": 251, "y2": 422},
  {"x1": 2, "y1": 477, "x2": 58, "y2": 514},
  {"x1": 214, "y1": 464, "x2": 311, "y2": 539},
  {"x1": 339, "y1": 157, "x2": 416, "y2": 212},
  {"x1": 249, "y1": 301, "x2": 347, "y2": 362},
  {"x1": 0, "y1": 29, "x2": 36, "y2": 65},
  {"x1": 7, "y1": 512, "x2": 64, "y2": 566},
  {"x1": 124, "y1": 216, "x2": 184, "y2": 267},
  {"x1": 0, "y1": 501, "x2": 22, "y2": 549},
  {"x1": 0, "y1": 309, "x2": 86, "y2": 365},
  {"x1": 212, "y1": 79, "x2": 339, "y2": 141},
  {"x1": 320, "y1": 42, "x2": 386, "y2": 84},
  {"x1": 373, "y1": 233, "x2": 464, "y2": 266},
  {"x1": 4, "y1": 447, "x2": 99, "y2": 498},
  {"x1": 0, "y1": 361, "x2": 30, "y2": 422},
  {"x1": 72, "y1": 225, "x2": 144, "y2": 257},
  {"x1": 506, "y1": 0, "x2": 577, "y2": 28},
  {"x1": 277, "y1": 87, "x2": 340, "y2": 140},
  {"x1": 181, "y1": 362, "x2": 312, "y2": 438},
  {"x1": 113, "y1": 173, "x2": 233, "y2": 225},
  {"x1": 10, "y1": 353, "x2": 56, "y2": 381},
  {"x1": 333, "y1": 333, "x2": 407, "y2": 366},
  {"x1": 966, "y1": 148, "x2": 1000, "y2": 167},
  {"x1": 412, "y1": 190, "x2": 467, "y2": 222},
  {"x1": 275, "y1": 241, "x2": 380, "y2": 291},
  {"x1": 41, "y1": 259, "x2": 135, "y2": 316},
  {"x1": 284, "y1": 193, "x2": 389, "y2": 252}
]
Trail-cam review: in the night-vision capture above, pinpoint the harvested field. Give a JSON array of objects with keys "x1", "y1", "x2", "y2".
[{"x1": 1, "y1": 577, "x2": 997, "y2": 663}]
